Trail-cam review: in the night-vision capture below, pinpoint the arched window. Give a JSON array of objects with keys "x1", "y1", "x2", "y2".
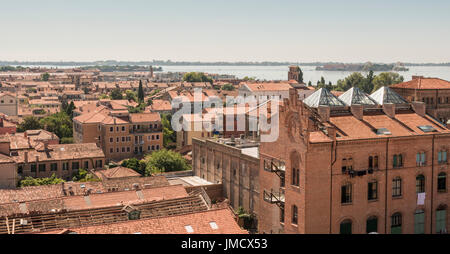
[
  {"x1": 341, "y1": 183, "x2": 352, "y2": 204},
  {"x1": 368, "y1": 180, "x2": 378, "y2": 200},
  {"x1": 391, "y1": 213, "x2": 402, "y2": 234},
  {"x1": 416, "y1": 175, "x2": 425, "y2": 193},
  {"x1": 436, "y1": 205, "x2": 447, "y2": 234},
  {"x1": 340, "y1": 220, "x2": 352, "y2": 234},
  {"x1": 414, "y1": 210, "x2": 425, "y2": 234},
  {"x1": 438, "y1": 173, "x2": 447, "y2": 192},
  {"x1": 392, "y1": 177, "x2": 402, "y2": 197},
  {"x1": 366, "y1": 216, "x2": 378, "y2": 234},
  {"x1": 291, "y1": 205, "x2": 298, "y2": 225},
  {"x1": 291, "y1": 152, "x2": 300, "y2": 187}
]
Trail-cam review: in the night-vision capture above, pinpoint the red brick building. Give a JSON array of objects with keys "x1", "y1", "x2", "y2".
[
  {"x1": 391, "y1": 76, "x2": 450, "y2": 124},
  {"x1": 259, "y1": 87, "x2": 450, "y2": 234}
]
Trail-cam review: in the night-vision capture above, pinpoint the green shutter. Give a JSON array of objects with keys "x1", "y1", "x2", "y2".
[
  {"x1": 414, "y1": 211, "x2": 425, "y2": 234},
  {"x1": 367, "y1": 218, "x2": 378, "y2": 233},
  {"x1": 340, "y1": 222, "x2": 352, "y2": 234},
  {"x1": 436, "y1": 210, "x2": 447, "y2": 233}
]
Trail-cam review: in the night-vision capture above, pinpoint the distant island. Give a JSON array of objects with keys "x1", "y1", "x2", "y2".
[
  {"x1": 316, "y1": 62, "x2": 409, "y2": 72},
  {"x1": 0, "y1": 60, "x2": 448, "y2": 67},
  {"x1": 80, "y1": 65, "x2": 163, "y2": 72}
]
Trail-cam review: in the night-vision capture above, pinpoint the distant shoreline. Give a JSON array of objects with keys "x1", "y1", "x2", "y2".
[{"x1": 0, "y1": 61, "x2": 449, "y2": 67}]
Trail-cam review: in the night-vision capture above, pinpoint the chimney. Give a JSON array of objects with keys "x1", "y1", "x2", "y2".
[
  {"x1": 318, "y1": 106, "x2": 330, "y2": 122},
  {"x1": 412, "y1": 101, "x2": 426, "y2": 117},
  {"x1": 383, "y1": 103, "x2": 396, "y2": 118},
  {"x1": 24, "y1": 151, "x2": 28, "y2": 163},
  {"x1": 326, "y1": 125, "x2": 336, "y2": 140},
  {"x1": 44, "y1": 141, "x2": 49, "y2": 151},
  {"x1": 350, "y1": 104, "x2": 364, "y2": 120}
]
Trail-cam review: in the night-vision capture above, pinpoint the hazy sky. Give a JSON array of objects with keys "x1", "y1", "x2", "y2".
[{"x1": 1, "y1": 0, "x2": 449, "y2": 62}]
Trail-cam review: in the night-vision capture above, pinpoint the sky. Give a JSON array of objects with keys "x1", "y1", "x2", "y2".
[{"x1": 0, "y1": 0, "x2": 449, "y2": 63}]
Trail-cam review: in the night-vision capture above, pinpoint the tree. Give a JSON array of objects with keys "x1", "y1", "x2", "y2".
[
  {"x1": 39, "y1": 112, "x2": 73, "y2": 139},
  {"x1": 307, "y1": 81, "x2": 312, "y2": 86},
  {"x1": 221, "y1": 84, "x2": 235, "y2": 91},
  {"x1": 161, "y1": 113, "x2": 176, "y2": 149},
  {"x1": 372, "y1": 72, "x2": 404, "y2": 93},
  {"x1": 19, "y1": 174, "x2": 65, "y2": 187},
  {"x1": 144, "y1": 149, "x2": 191, "y2": 175},
  {"x1": 138, "y1": 80, "x2": 145, "y2": 102},
  {"x1": 41, "y1": 72, "x2": 50, "y2": 81},
  {"x1": 126, "y1": 90, "x2": 137, "y2": 102},
  {"x1": 298, "y1": 67, "x2": 304, "y2": 83},
  {"x1": 335, "y1": 72, "x2": 366, "y2": 92},
  {"x1": 121, "y1": 158, "x2": 146, "y2": 175},
  {"x1": 183, "y1": 72, "x2": 213, "y2": 84},
  {"x1": 83, "y1": 87, "x2": 90, "y2": 94},
  {"x1": 72, "y1": 168, "x2": 100, "y2": 182},
  {"x1": 63, "y1": 101, "x2": 75, "y2": 117},
  {"x1": 110, "y1": 88, "x2": 123, "y2": 100},
  {"x1": 17, "y1": 116, "x2": 41, "y2": 132}
]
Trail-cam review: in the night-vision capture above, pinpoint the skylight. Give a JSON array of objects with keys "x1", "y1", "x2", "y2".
[
  {"x1": 418, "y1": 125, "x2": 436, "y2": 133},
  {"x1": 185, "y1": 225, "x2": 194, "y2": 233},
  {"x1": 376, "y1": 128, "x2": 392, "y2": 135},
  {"x1": 209, "y1": 222, "x2": 219, "y2": 230}
]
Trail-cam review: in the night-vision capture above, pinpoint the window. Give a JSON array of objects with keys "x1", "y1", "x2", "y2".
[
  {"x1": 31, "y1": 164, "x2": 37, "y2": 172},
  {"x1": 414, "y1": 210, "x2": 425, "y2": 234},
  {"x1": 38, "y1": 164, "x2": 46, "y2": 172},
  {"x1": 438, "y1": 173, "x2": 446, "y2": 192},
  {"x1": 156, "y1": 135, "x2": 160, "y2": 140},
  {"x1": 392, "y1": 177, "x2": 402, "y2": 197},
  {"x1": 156, "y1": 145, "x2": 160, "y2": 150},
  {"x1": 280, "y1": 207, "x2": 285, "y2": 223},
  {"x1": 393, "y1": 154, "x2": 403, "y2": 168},
  {"x1": 110, "y1": 127, "x2": 113, "y2": 132},
  {"x1": 84, "y1": 161, "x2": 89, "y2": 169},
  {"x1": 116, "y1": 148, "x2": 119, "y2": 153},
  {"x1": 292, "y1": 205, "x2": 298, "y2": 225},
  {"x1": 416, "y1": 152, "x2": 426, "y2": 166},
  {"x1": 18, "y1": 165, "x2": 23, "y2": 174},
  {"x1": 110, "y1": 148, "x2": 113, "y2": 153},
  {"x1": 436, "y1": 206, "x2": 447, "y2": 234},
  {"x1": 368, "y1": 181, "x2": 378, "y2": 201},
  {"x1": 122, "y1": 147, "x2": 125, "y2": 152},
  {"x1": 122, "y1": 126, "x2": 125, "y2": 132},
  {"x1": 438, "y1": 150, "x2": 448, "y2": 164},
  {"x1": 341, "y1": 183, "x2": 352, "y2": 204},
  {"x1": 127, "y1": 147, "x2": 130, "y2": 152},
  {"x1": 51, "y1": 163, "x2": 57, "y2": 171},
  {"x1": 62, "y1": 162, "x2": 69, "y2": 171},
  {"x1": 369, "y1": 156, "x2": 379, "y2": 169},
  {"x1": 122, "y1": 137, "x2": 125, "y2": 142},
  {"x1": 110, "y1": 138, "x2": 113, "y2": 143},
  {"x1": 391, "y1": 213, "x2": 402, "y2": 234},
  {"x1": 340, "y1": 220, "x2": 352, "y2": 234},
  {"x1": 416, "y1": 175, "x2": 425, "y2": 193},
  {"x1": 366, "y1": 216, "x2": 378, "y2": 234},
  {"x1": 292, "y1": 167, "x2": 300, "y2": 187},
  {"x1": 72, "y1": 162, "x2": 80, "y2": 170},
  {"x1": 209, "y1": 222, "x2": 219, "y2": 230},
  {"x1": 95, "y1": 160, "x2": 102, "y2": 168},
  {"x1": 341, "y1": 157, "x2": 353, "y2": 173}
]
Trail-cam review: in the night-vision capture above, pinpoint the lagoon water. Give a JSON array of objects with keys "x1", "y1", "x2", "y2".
[
  {"x1": 10, "y1": 64, "x2": 450, "y2": 84},
  {"x1": 160, "y1": 65, "x2": 450, "y2": 84}
]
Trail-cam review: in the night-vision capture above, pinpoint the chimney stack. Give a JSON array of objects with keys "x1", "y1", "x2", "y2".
[
  {"x1": 318, "y1": 106, "x2": 331, "y2": 122},
  {"x1": 383, "y1": 103, "x2": 396, "y2": 118},
  {"x1": 350, "y1": 104, "x2": 364, "y2": 120},
  {"x1": 412, "y1": 101, "x2": 426, "y2": 117}
]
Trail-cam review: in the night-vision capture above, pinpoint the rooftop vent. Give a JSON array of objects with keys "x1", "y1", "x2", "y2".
[
  {"x1": 185, "y1": 225, "x2": 194, "y2": 233},
  {"x1": 209, "y1": 222, "x2": 219, "y2": 230},
  {"x1": 376, "y1": 128, "x2": 392, "y2": 135},
  {"x1": 418, "y1": 125, "x2": 437, "y2": 133}
]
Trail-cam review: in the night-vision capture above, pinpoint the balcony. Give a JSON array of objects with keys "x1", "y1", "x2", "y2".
[
  {"x1": 264, "y1": 159, "x2": 286, "y2": 179},
  {"x1": 263, "y1": 188, "x2": 285, "y2": 209},
  {"x1": 130, "y1": 127, "x2": 162, "y2": 134}
]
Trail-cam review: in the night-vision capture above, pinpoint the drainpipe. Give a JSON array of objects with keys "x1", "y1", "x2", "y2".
[
  {"x1": 385, "y1": 138, "x2": 390, "y2": 234},
  {"x1": 431, "y1": 134, "x2": 435, "y2": 234},
  {"x1": 329, "y1": 140, "x2": 338, "y2": 234}
]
